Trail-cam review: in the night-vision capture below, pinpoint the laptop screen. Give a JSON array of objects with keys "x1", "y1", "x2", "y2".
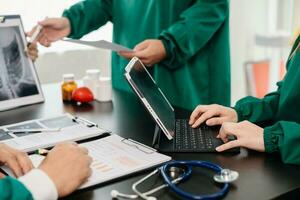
[{"x1": 125, "y1": 58, "x2": 175, "y2": 139}]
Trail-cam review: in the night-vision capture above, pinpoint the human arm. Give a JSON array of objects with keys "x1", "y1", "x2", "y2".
[
  {"x1": 37, "y1": 143, "x2": 92, "y2": 197},
  {"x1": 0, "y1": 143, "x2": 92, "y2": 200},
  {"x1": 118, "y1": 39, "x2": 167, "y2": 66},
  {"x1": 0, "y1": 177, "x2": 33, "y2": 200},
  {"x1": 0, "y1": 143, "x2": 33, "y2": 200},
  {"x1": 18, "y1": 143, "x2": 92, "y2": 199},
  {"x1": 0, "y1": 143, "x2": 33, "y2": 177},
  {"x1": 20, "y1": 143, "x2": 92, "y2": 199},
  {"x1": 234, "y1": 82, "x2": 282, "y2": 124},
  {"x1": 62, "y1": 0, "x2": 112, "y2": 39},
  {"x1": 159, "y1": 0, "x2": 229, "y2": 69},
  {"x1": 213, "y1": 120, "x2": 300, "y2": 165},
  {"x1": 189, "y1": 81, "x2": 282, "y2": 128},
  {"x1": 263, "y1": 121, "x2": 300, "y2": 165},
  {"x1": 18, "y1": 169, "x2": 58, "y2": 200},
  {"x1": 28, "y1": 0, "x2": 112, "y2": 47},
  {"x1": 214, "y1": 121, "x2": 265, "y2": 152},
  {"x1": 119, "y1": 0, "x2": 229, "y2": 67},
  {"x1": 189, "y1": 104, "x2": 238, "y2": 128}
]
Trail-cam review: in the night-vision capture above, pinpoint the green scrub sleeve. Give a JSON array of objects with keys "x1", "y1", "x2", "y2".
[
  {"x1": 264, "y1": 121, "x2": 300, "y2": 165},
  {"x1": 62, "y1": 0, "x2": 112, "y2": 39},
  {"x1": 159, "y1": 0, "x2": 229, "y2": 69},
  {"x1": 0, "y1": 177, "x2": 33, "y2": 200},
  {"x1": 234, "y1": 82, "x2": 282, "y2": 123}
]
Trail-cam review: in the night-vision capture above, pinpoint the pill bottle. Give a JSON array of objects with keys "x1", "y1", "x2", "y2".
[
  {"x1": 61, "y1": 74, "x2": 77, "y2": 102},
  {"x1": 95, "y1": 77, "x2": 112, "y2": 102},
  {"x1": 83, "y1": 69, "x2": 100, "y2": 95}
]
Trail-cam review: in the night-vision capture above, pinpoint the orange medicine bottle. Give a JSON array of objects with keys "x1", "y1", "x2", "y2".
[{"x1": 61, "y1": 74, "x2": 77, "y2": 102}]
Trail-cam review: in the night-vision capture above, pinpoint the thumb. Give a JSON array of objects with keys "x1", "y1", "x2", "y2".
[
  {"x1": 118, "y1": 51, "x2": 135, "y2": 59},
  {"x1": 134, "y1": 40, "x2": 149, "y2": 51},
  {"x1": 216, "y1": 140, "x2": 240, "y2": 152}
]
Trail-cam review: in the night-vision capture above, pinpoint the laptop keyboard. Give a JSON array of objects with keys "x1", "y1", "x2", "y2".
[{"x1": 174, "y1": 119, "x2": 219, "y2": 151}]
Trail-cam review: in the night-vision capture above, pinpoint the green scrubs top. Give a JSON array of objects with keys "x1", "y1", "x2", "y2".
[
  {"x1": 234, "y1": 35, "x2": 300, "y2": 165},
  {"x1": 0, "y1": 177, "x2": 33, "y2": 200},
  {"x1": 63, "y1": 0, "x2": 231, "y2": 110}
]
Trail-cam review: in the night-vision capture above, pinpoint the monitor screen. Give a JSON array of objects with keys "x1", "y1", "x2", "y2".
[
  {"x1": 0, "y1": 26, "x2": 39, "y2": 101},
  {"x1": 0, "y1": 15, "x2": 44, "y2": 111},
  {"x1": 126, "y1": 58, "x2": 175, "y2": 138}
]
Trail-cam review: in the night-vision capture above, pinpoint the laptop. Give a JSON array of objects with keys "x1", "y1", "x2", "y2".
[{"x1": 124, "y1": 57, "x2": 239, "y2": 153}]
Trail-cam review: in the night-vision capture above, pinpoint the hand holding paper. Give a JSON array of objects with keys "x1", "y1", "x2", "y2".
[{"x1": 118, "y1": 39, "x2": 166, "y2": 66}]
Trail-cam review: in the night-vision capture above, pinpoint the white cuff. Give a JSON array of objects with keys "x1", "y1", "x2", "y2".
[{"x1": 19, "y1": 169, "x2": 58, "y2": 200}]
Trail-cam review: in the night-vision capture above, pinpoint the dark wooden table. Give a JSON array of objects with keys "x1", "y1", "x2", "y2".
[{"x1": 1, "y1": 83, "x2": 300, "y2": 200}]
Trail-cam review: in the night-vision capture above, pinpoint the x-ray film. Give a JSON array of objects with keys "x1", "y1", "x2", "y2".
[{"x1": 0, "y1": 15, "x2": 43, "y2": 111}]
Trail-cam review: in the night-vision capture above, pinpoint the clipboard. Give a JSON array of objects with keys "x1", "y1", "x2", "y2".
[
  {"x1": 0, "y1": 15, "x2": 44, "y2": 111},
  {"x1": 1, "y1": 134, "x2": 171, "y2": 189},
  {"x1": 0, "y1": 113, "x2": 109, "y2": 152},
  {"x1": 121, "y1": 138, "x2": 157, "y2": 154}
]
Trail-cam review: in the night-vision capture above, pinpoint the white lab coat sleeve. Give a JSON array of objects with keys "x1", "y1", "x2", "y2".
[{"x1": 18, "y1": 169, "x2": 58, "y2": 200}]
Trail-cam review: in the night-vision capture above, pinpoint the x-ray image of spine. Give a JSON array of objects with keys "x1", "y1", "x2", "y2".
[{"x1": 0, "y1": 27, "x2": 39, "y2": 101}]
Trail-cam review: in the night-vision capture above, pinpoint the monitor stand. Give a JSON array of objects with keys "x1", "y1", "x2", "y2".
[
  {"x1": 152, "y1": 125, "x2": 161, "y2": 149},
  {"x1": 151, "y1": 125, "x2": 175, "y2": 152}
]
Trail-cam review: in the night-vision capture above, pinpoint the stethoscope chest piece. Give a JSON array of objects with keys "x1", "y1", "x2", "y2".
[
  {"x1": 213, "y1": 169, "x2": 239, "y2": 183},
  {"x1": 168, "y1": 166, "x2": 186, "y2": 179}
]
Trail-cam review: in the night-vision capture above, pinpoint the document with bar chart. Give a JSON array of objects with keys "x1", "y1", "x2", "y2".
[
  {"x1": 78, "y1": 134, "x2": 171, "y2": 188},
  {"x1": 1, "y1": 134, "x2": 171, "y2": 189}
]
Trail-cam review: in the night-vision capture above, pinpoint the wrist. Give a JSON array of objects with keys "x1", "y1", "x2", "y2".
[
  {"x1": 61, "y1": 12, "x2": 73, "y2": 37},
  {"x1": 229, "y1": 107, "x2": 238, "y2": 122},
  {"x1": 159, "y1": 38, "x2": 171, "y2": 61},
  {"x1": 257, "y1": 126, "x2": 265, "y2": 152},
  {"x1": 232, "y1": 106, "x2": 244, "y2": 122},
  {"x1": 62, "y1": 17, "x2": 71, "y2": 37}
]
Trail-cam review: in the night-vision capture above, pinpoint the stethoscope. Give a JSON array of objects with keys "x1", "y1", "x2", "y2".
[{"x1": 111, "y1": 160, "x2": 239, "y2": 200}]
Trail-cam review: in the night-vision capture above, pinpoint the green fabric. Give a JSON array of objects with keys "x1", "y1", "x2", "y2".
[
  {"x1": 63, "y1": 0, "x2": 231, "y2": 110},
  {"x1": 0, "y1": 177, "x2": 33, "y2": 200},
  {"x1": 234, "y1": 35, "x2": 300, "y2": 165}
]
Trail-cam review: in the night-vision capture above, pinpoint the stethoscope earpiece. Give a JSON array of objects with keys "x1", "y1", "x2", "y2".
[
  {"x1": 111, "y1": 189, "x2": 138, "y2": 199},
  {"x1": 147, "y1": 197, "x2": 157, "y2": 200},
  {"x1": 110, "y1": 190, "x2": 119, "y2": 198}
]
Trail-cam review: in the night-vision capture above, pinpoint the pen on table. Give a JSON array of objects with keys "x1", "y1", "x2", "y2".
[
  {"x1": 6, "y1": 128, "x2": 61, "y2": 134},
  {"x1": 35, "y1": 148, "x2": 49, "y2": 156},
  {"x1": 25, "y1": 24, "x2": 43, "y2": 51},
  {"x1": 73, "y1": 116, "x2": 98, "y2": 127}
]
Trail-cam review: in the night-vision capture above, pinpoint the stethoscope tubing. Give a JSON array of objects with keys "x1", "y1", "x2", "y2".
[
  {"x1": 132, "y1": 165, "x2": 193, "y2": 199},
  {"x1": 160, "y1": 160, "x2": 229, "y2": 200},
  {"x1": 112, "y1": 160, "x2": 230, "y2": 200}
]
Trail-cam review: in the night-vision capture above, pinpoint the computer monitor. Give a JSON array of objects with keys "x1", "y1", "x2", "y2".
[{"x1": 0, "y1": 15, "x2": 44, "y2": 111}]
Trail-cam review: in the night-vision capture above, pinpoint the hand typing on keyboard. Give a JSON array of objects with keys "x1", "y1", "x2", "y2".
[
  {"x1": 215, "y1": 121, "x2": 265, "y2": 152},
  {"x1": 189, "y1": 104, "x2": 238, "y2": 128}
]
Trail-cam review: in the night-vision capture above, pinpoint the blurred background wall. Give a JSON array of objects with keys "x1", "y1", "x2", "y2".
[{"x1": 0, "y1": 0, "x2": 298, "y2": 105}]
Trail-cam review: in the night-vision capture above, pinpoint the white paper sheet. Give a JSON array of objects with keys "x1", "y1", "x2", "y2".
[
  {"x1": 63, "y1": 39, "x2": 133, "y2": 52},
  {"x1": 1, "y1": 134, "x2": 171, "y2": 189}
]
